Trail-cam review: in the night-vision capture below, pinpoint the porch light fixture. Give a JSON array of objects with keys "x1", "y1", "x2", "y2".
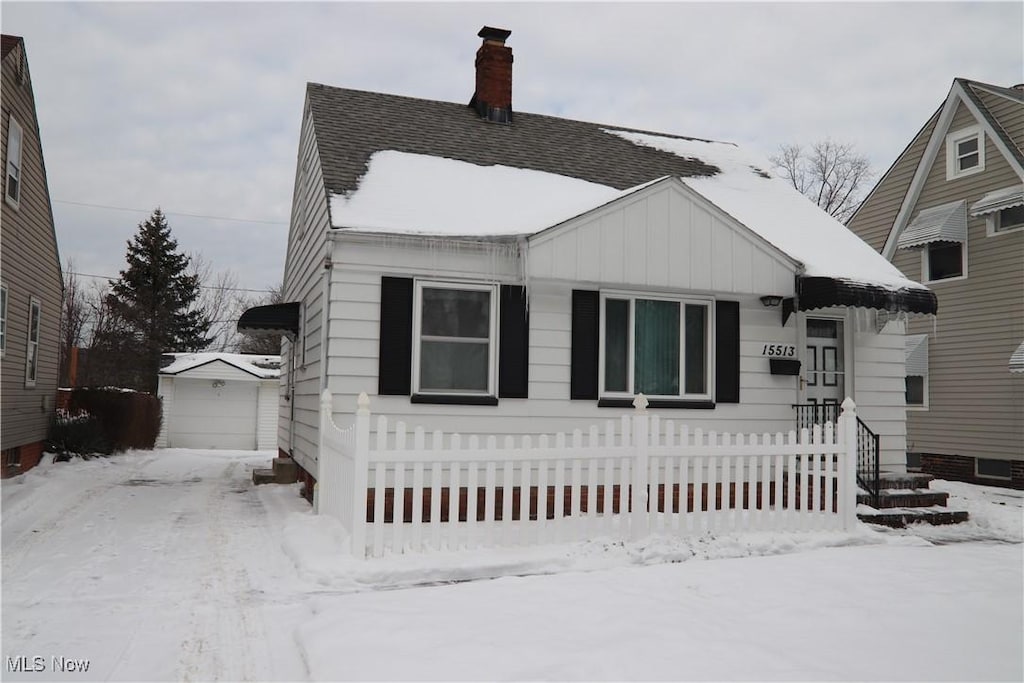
[{"x1": 759, "y1": 295, "x2": 784, "y2": 307}]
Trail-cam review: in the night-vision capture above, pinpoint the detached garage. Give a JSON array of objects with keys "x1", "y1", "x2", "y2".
[{"x1": 156, "y1": 353, "x2": 280, "y2": 450}]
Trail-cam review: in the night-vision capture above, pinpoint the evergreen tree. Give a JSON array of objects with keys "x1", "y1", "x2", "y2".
[{"x1": 104, "y1": 208, "x2": 212, "y2": 392}]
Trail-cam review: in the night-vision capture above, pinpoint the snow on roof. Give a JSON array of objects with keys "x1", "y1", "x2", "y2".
[
  {"x1": 160, "y1": 353, "x2": 281, "y2": 379},
  {"x1": 329, "y1": 150, "x2": 623, "y2": 237},
  {"x1": 604, "y1": 130, "x2": 927, "y2": 291}
]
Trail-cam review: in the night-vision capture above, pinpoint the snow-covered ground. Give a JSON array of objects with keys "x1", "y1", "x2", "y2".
[{"x1": 2, "y1": 449, "x2": 1021, "y2": 681}]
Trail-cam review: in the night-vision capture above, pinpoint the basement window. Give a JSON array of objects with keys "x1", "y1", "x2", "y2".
[{"x1": 976, "y1": 458, "x2": 1012, "y2": 480}]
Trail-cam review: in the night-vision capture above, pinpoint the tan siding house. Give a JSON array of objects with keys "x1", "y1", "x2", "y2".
[
  {"x1": 848, "y1": 78, "x2": 1024, "y2": 489},
  {"x1": 1, "y1": 36, "x2": 63, "y2": 477}
]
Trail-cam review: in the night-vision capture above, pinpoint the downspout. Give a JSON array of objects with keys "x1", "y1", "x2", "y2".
[{"x1": 320, "y1": 238, "x2": 334, "y2": 396}]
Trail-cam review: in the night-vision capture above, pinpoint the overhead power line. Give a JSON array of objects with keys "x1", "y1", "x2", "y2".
[
  {"x1": 53, "y1": 199, "x2": 287, "y2": 226},
  {"x1": 69, "y1": 270, "x2": 276, "y2": 294}
]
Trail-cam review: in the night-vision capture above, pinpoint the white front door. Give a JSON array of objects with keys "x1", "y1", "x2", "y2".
[{"x1": 804, "y1": 317, "x2": 844, "y2": 424}]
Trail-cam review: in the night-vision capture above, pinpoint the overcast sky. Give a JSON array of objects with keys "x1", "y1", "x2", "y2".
[{"x1": 4, "y1": 1, "x2": 1022, "y2": 292}]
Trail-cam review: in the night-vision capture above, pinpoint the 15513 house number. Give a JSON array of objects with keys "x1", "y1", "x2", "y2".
[{"x1": 760, "y1": 344, "x2": 796, "y2": 358}]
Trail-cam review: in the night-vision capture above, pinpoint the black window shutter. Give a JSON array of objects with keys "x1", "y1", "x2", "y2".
[
  {"x1": 378, "y1": 277, "x2": 413, "y2": 395},
  {"x1": 498, "y1": 285, "x2": 529, "y2": 398},
  {"x1": 571, "y1": 290, "x2": 600, "y2": 400},
  {"x1": 715, "y1": 300, "x2": 741, "y2": 404}
]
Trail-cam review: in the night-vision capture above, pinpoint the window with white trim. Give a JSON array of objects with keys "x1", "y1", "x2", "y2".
[
  {"x1": 922, "y1": 241, "x2": 966, "y2": 282},
  {"x1": 0, "y1": 283, "x2": 7, "y2": 356},
  {"x1": 412, "y1": 281, "x2": 497, "y2": 396},
  {"x1": 5, "y1": 116, "x2": 23, "y2": 208},
  {"x1": 991, "y1": 204, "x2": 1024, "y2": 234},
  {"x1": 25, "y1": 297, "x2": 40, "y2": 386},
  {"x1": 945, "y1": 125, "x2": 985, "y2": 180},
  {"x1": 600, "y1": 293, "x2": 712, "y2": 399}
]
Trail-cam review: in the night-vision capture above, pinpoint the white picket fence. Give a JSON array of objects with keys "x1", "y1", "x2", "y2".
[{"x1": 317, "y1": 391, "x2": 859, "y2": 558}]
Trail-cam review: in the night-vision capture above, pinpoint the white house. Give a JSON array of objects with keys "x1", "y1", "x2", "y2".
[
  {"x1": 239, "y1": 27, "x2": 936, "y2": 505},
  {"x1": 156, "y1": 353, "x2": 280, "y2": 450}
]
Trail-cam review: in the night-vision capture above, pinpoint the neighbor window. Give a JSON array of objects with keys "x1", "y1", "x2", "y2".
[
  {"x1": 946, "y1": 125, "x2": 985, "y2": 180},
  {"x1": 993, "y1": 204, "x2": 1024, "y2": 233},
  {"x1": 413, "y1": 281, "x2": 497, "y2": 395},
  {"x1": 905, "y1": 376, "x2": 926, "y2": 407},
  {"x1": 5, "y1": 116, "x2": 23, "y2": 207},
  {"x1": 25, "y1": 297, "x2": 40, "y2": 386},
  {"x1": 601, "y1": 294, "x2": 712, "y2": 399},
  {"x1": 924, "y1": 241, "x2": 965, "y2": 282},
  {"x1": 0, "y1": 283, "x2": 7, "y2": 355}
]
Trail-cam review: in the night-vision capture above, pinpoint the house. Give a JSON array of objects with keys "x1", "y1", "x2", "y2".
[
  {"x1": 240, "y1": 27, "x2": 937, "y2": 504},
  {"x1": 156, "y1": 353, "x2": 280, "y2": 450},
  {"x1": 1, "y1": 35, "x2": 62, "y2": 479},
  {"x1": 847, "y1": 78, "x2": 1024, "y2": 489}
]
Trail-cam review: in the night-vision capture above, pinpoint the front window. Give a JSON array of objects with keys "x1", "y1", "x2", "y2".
[
  {"x1": 925, "y1": 241, "x2": 964, "y2": 281},
  {"x1": 25, "y1": 298, "x2": 40, "y2": 386},
  {"x1": 413, "y1": 282, "x2": 496, "y2": 395},
  {"x1": 601, "y1": 294, "x2": 711, "y2": 399},
  {"x1": 5, "y1": 116, "x2": 23, "y2": 207}
]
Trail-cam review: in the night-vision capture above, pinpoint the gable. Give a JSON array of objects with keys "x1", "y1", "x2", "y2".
[
  {"x1": 528, "y1": 180, "x2": 796, "y2": 296},
  {"x1": 161, "y1": 358, "x2": 269, "y2": 382},
  {"x1": 880, "y1": 80, "x2": 1024, "y2": 260}
]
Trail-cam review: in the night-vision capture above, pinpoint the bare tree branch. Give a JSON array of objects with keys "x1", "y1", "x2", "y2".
[{"x1": 769, "y1": 138, "x2": 873, "y2": 224}]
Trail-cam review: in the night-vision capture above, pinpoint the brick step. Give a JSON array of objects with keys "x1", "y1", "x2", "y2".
[
  {"x1": 252, "y1": 468, "x2": 276, "y2": 485},
  {"x1": 857, "y1": 507, "x2": 969, "y2": 529},
  {"x1": 875, "y1": 472, "x2": 935, "y2": 490},
  {"x1": 272, "y1": 456, "x2": 298, "y2": 484},
  {"x1": 858, "y1": 488, "x2": 949, "y2": 508}
]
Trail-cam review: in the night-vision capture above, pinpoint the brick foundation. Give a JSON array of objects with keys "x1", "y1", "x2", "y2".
[
  {"x1": 1, "y1": 441, "x2": 46, "y2": 479},
  {"x1": 285, "y1": 448, "x2": 317, "y2": 505},
  {"x1": 920, "y1": 453, "x2": 1024, "y2": 490}
]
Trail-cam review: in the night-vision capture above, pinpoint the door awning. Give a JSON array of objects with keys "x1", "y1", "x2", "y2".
[
  {"x1": 796, "y1": 277, "x2": 937, "y2": 316},
  {"x1": 970, "y1": 185, "x2": 1024, "y2": 216},
  {"x1": 905, "y1": 334, "x2": 929, "y2": 376},
  {"x1": 237, "y1": 302, "x2": 300, "y2": 338},
  {"x1": 897, "y1": 199, "x2": 968, "y2": 250},
  {"x1": 1011, "y1": 341, "x2": 1024, "y2": 374}
]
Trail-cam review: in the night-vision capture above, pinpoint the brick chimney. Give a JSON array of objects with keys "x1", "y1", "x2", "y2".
[{"x1": 470, "y1": 26, "x2": 513, "y2": 123}]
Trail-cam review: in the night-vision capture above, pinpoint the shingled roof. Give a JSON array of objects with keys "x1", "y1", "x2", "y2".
[{"x1": 306, "y1": 82, "x2": 722, "y2": 196}]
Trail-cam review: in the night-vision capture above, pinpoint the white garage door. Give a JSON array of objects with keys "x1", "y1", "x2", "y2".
[{"x1": 169, "y1": 379, "x2": 258, "y2": 449}]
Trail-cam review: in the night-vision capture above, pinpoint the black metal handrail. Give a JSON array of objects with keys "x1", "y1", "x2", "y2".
[
  {"x1": 792, "y1": 404, "x2": 880, "y2": 508},
  {"x1": 855, "y1": 417, "x2": 880, "y2": 508}
]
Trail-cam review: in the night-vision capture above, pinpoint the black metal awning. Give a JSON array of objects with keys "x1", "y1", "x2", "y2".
[
  {"x1": 237, "y1": 302, "x2": 301, "y2": 338},
  {"x1": 796, "y1": 276, "x2": 937, "y2": 315}
]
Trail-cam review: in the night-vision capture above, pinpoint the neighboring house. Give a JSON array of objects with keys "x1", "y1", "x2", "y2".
[
  {"x1": 1, "y1": 35, "x2": 62, "y2": 479},
  {"x1": 156, "y1": 353, "x2": 280, "y2": 450},
  {"x1": 848, "y1": 78, "x2": 1023, "y2": 489},
  {"x1": 241, "y1": 27, "x2": 936, "y2": 496}
]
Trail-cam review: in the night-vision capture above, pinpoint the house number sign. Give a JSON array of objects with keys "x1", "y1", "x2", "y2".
[{"x1": 760, "y1": 344, "x2": 796, "y2": 358}]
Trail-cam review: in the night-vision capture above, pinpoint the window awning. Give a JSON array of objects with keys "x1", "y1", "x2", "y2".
[
  {"x1": 237, "y1": 302, "x2": 300, "y2": 338},
  {"x1": 796, "y1": 277, "x2": 937, "y2": 316},
  {"x1": 897, "y1": 199, "x2": 968, "y2": 250},
  {"x1": 970, "y1": 185, "x2": 1024, "y2": 216},
  {"x1": 1011, "y1": 341, "x2": 1024, "y2": 374},
  {"x1": 905, "y1": 334, "x2": 929, "y2": 376}
]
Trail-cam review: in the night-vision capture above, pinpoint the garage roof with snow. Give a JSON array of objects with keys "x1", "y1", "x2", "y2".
[{"x1": 159, "y1": 353, "x2": 281, "y2": 379}]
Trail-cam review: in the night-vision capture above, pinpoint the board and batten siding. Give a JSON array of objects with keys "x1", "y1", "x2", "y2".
[
  {"x1": 279, "y1": 94, "x2": 333, "y2": 473},
  {"x1": 886, "y1": 100, "x2": 1024, "y2": 462},
  {"x1": 0, "y1": 39, "x2": 62, "y2": 453},
  {"x1": 528, "y1": 179, "x2": 795, "y2": 296}
]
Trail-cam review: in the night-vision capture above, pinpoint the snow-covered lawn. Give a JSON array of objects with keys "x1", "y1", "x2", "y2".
[{"x1": 3, "y1": 449, "x2": 1021, "y2": 681}]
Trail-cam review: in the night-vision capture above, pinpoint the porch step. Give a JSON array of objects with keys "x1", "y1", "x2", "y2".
[
  {"x1": 857, "y1": 488, "x2": 949, "y2": 508},
  {"x1": 252, "y1": 468, "x2": 276, "y2": 485},
  {"x1": 857, "y1": 506, "x2": 970, "y2": 529},
  {"x1": 272, "y1": 456, "x2": 298, "y2": 484},
  {"x1": 875, "y1": 472, "x2": 936, "y2": 491}
]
